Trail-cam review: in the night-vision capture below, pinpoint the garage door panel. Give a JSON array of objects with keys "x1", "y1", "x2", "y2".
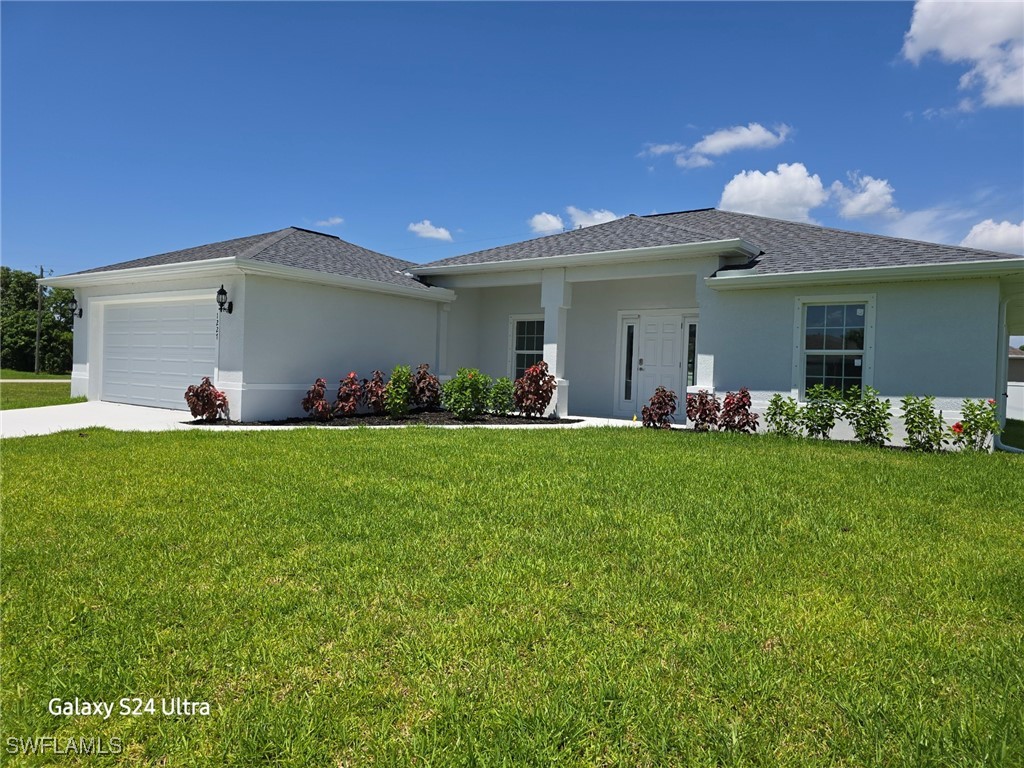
[{"x1": 102, "y1": 299, "x2": 217, "y2": 410}]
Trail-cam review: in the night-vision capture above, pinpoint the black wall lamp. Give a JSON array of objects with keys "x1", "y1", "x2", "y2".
[
  {"x1": 216, "y1": 285, "x2": 233, "y2": 314},
  {"x1": 69, "y1": 297, "x2": 83, "y2": 318}
]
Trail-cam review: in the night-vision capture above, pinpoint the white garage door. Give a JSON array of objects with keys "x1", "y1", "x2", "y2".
[{"x1": 102, "y1": 300, "x2": 218, "y2": 410}]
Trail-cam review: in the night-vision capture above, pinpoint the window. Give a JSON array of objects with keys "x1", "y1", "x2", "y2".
[
  {"x1": 686, "y1": 322, "x2": 697, "y2": 387},
  {"x1": 802, "y1": 302, "x2": 867, "y2": 395},
  {"x1": 511, "y1": 317, "x2": 544, "y2": 380}
]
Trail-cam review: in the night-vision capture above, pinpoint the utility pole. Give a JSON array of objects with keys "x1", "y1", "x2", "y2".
[{"x1": 34, "y1": 265, "x2": 44, "y2": 374}]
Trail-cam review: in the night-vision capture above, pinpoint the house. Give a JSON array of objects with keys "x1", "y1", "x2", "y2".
[
  {"x1": 44, "y1": 209, "x2": 1024, "y2": 429},
  {"x1": 1009, "y1": 346, "x2": 1024, "y2": 421}
]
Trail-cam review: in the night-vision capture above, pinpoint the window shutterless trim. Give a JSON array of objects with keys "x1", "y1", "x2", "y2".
[{"x1": 791, "y1": 294, "x2": 876, "y2": 399}]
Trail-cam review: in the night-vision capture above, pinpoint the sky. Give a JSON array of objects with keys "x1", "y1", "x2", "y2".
[{"x1": 2, "y1": 0, "x2": 1023, "y2": 282}]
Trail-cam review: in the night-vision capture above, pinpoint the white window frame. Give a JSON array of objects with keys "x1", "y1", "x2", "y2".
[
  {"x1": 792, "y1": 294, "x2": 876, "y2": 400},
  {"x1": 508, "y1": 314, "x2": 545, "y2": 379}
]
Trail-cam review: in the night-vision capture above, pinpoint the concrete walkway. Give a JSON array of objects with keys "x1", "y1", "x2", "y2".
[
  {"x1": 0, "y1": 401, "x2": 645, "y2": 439},
  {"x1": 0, "y1": 401, "x2": 194, "y2": 438}
]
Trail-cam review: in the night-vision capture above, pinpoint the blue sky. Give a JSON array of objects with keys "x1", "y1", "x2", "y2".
[{"x1": 3, "y1": 0, "x2": 1023, "y2": 279}]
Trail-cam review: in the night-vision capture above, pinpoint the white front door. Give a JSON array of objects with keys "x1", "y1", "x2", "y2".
[{"x1": 616, "y1": 312, "x2": 686, "y2": 417}]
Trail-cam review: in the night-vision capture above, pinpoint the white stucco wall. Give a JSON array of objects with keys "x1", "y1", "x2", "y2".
[{"x1": 238, "y1": 276, "x2": 442, "y2": 420}]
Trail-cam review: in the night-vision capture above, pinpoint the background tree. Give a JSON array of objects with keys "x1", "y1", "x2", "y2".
[{"x1": 0, "y1": 267, "x2": 74, "y2": 373}]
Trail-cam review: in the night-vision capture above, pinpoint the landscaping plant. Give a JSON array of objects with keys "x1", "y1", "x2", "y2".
[
  {"x1": 183, "y1": 376, "x2": 228, "y2": 422},
  {"x1": 641, "y1": 386, "x2": 677, "y2": 429},
  {"x1": 841, "y1": 386, "x2": 892, "y2": 447},
  {"x1": 412, "y1": 363, "x2": 441, "y2": 410},
  {"x1": 764, "y1": 394, "x2": 803, "y2": 437},
  {"x1": 900, "y1": 394, "x2": 947, "y2": 452},
  {"x1": 335, "y1": 372, "x2": 364, "y2": 416},
  {"x1": 801, "y1": 384, "x2": 841, "y2": 439},
  {"x1": 383, "y1": 365, "x2": 413, "y2": 418},
  {"x1": 951, "y1": 398, "x2": 1000, "y2": 452},
  {"x1": 488, "y1": 376, "x2": 516, "y2": 416},
  {"x1": 363, "y1": 370, "x2": 387, "y2": 415},
  {"x1": 442, "y1": 367, "x2": 492, "y2": 419},
  {"x1": 719, "y1": 387, "x2": 759, "y2": 433},
  {"x1": 514, "y1": 361, "x2": 556, "y2": 418},
  {"x1": 301, "y1": 377, "x2": 333, "y2": 421},
  {"x1": 685, "y1": 389, "x2": 720, "y2": 432}
]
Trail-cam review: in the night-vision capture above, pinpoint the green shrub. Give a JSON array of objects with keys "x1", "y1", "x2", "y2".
[
  {"x1": 383, "y1": 365, "x2": 412, "y2": 418},
  {"x1": 841, "y1": 386, "x2": 892, "y2": 447},
  {"x1": 765, "y1": 394, "x2": 802, "y2": 437},
  {"x1": 951, "y1": 398, "x2": 1000, "y2": 452},
  {"x1": 443, "y1": 368, "x2": 492, "y2": 419},
  {"x1": 901, "y1": 394, "x2": 946, "y2": 452},
  {"x1": 488, "y1": 377, "x2": 516, "y2": 416},
  {"x1": 801, "y1": 384, "x2": 841, "y2": 439}
]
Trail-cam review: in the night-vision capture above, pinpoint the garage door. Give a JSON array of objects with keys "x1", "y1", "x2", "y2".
[{"x1": 102, "y1": 300, "x2": 218, "y2": 410}]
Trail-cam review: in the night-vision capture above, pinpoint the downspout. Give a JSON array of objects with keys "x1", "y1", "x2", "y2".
[{"x1": 993, "y1": 297, "x2": 1023, "y2": 453}]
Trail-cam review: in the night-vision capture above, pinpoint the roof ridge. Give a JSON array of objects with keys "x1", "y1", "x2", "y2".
[
  {"x1": 234, "y1": 227, "x2": 300, "y2": 262},
  {"x1": 636, "y1": 214, "x2": 723, "y2": 244}
]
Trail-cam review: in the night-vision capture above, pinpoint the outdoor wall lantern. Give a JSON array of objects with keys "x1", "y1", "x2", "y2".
[
  {"x1": 216, "y1": 285, "x2": 233, "y2": 314},
  {"x1": 69, "y1": 297, "x2": 83, "y2": 318}
]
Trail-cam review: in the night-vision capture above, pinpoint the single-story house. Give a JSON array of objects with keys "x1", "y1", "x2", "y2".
[{"x1": 44, "y1": 208, "x2": 1024, "y2": 430}]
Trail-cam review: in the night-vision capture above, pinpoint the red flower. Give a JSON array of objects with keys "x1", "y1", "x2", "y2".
[
  {"x1": 988, "y1": 399, "x2": 996, "y2": 405},
  {"x1": 348, "y1": 372, "x2": 357, "y2": 378},
  {"x1": 952, "y1": 422, "x2": 964, "y2": 435}
]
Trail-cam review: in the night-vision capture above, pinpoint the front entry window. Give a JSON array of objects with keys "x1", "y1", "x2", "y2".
[{"x1": 513, "y1": 318, "x2": 544, "y2": 379}]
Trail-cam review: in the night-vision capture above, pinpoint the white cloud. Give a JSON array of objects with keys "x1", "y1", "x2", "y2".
[
  {"x1": 566, "y1": 206, "x2": 618, "y2": 228},
  {"x1": 314, "y1": 216, "x2": 344, "y2": 228},
  {"x1": 529, "y1": 212, "x2": 565, "y2": 235},
  {"x1": 960, "y1": 218, "x2": 1024, "y2": 254},
  {"x1": 719, "y1": 162, "x2": 829, "y2": 223},
  {"x1": 643, "y1": 122, "x2": 791, "y2": 169},
  {"x1": 831, "y1": 173, "x2": 901, "y2": 219},
  {"x1": 407, "y1": 219, "x2": 453, "y2": 242},
  {"x1": 903, "y1": 0, "x2": 1024, "y2": 107}
]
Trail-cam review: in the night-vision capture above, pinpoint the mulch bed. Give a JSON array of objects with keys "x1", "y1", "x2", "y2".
[{"x1": 190, "y1": 410, "x2": 582, "y2": 427}]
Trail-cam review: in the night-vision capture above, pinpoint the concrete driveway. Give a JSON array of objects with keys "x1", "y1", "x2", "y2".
[{"x1": 0, "y1": 401, "x2": 198, "y2": 438}]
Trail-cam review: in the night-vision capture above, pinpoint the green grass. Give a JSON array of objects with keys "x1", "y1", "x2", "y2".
[
  {"x1": 2, "y1": 429, "x2": 1022, "y2": 766},
  {"x1": 0, "y1": 368, "x2": 71, "y2": 380},
  {"x1": 1002, "y1": 419, "x2": 1024, "y2": 450},
  {"x1": 0, "y1": 382, "x2": 85, "y2": 410}
]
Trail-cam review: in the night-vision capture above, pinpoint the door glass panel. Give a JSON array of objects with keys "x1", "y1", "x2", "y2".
[
  {"x1": 687, "y1": 323, "x2": 697, "y2": 387},
  {"x1": 624, "y1": 324, "x2": 635, "y2": 400}
]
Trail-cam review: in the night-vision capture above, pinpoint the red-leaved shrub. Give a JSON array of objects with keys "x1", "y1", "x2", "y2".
[
  {"x1": 363, "y1": 370, "x2": 387, "y2": 415},
  {"x1": 514, "y1": 361, "x2": 556, "y2": 418},
  {"x1": 641, "y1": 386, "x2": 677, "y2": 429},
  {"x1": 685, "y1": 389, "x2": 720, "y2": 432},
  {"x1": 412, "y1": 363, "x2": 441, "y2": 410},
  {"x1": 301, "y1": 377, "x2": 334, "y2": 421},
  {"x1": 719, "y1": 387, "x2": 759, "y2": 433},
  {"x1": 184, "y1": 376, "x2": 228, "y2": 422},
  {"x1": 335, "y1": 372, "x2": 364, "y2": 416}
]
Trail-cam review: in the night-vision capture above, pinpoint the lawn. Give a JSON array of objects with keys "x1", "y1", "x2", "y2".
[
  {"x1": 0, "y1": 381, "x2": 85, "y2": 410},
  {"x1": 0, "y1": 368, "x2": 71, "y2": 380},
  {"x1": 2, "y1": 428, "x2": 1021, "y2": 766}
]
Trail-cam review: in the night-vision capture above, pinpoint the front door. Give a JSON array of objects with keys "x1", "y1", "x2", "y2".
[{"x1": 616, "y1": 312, "x2": 689, "y2": 417}]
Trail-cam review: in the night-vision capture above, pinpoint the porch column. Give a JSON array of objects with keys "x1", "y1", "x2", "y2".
[{"x1": 541, "y1": 268, "x2": 572, "y2": 417}]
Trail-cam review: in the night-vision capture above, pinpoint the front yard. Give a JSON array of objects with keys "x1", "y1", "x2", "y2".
[{"x1": 2, "y1": 428, "x2": 1021, "y2": 766}]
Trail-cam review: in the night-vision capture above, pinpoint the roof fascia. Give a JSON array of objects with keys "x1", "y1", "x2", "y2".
[
  {"x1": 236, "y1": 260, "x2": 455, "y2": 302},
  {"x1": 706, "y1": 259, "x2": 1024, "y2": 290},
  {"x1": 412, "y1": 238, "x2": 759, "y2": 276},
  {"x1": 42, "y1": 256, "x2": 456, "y2": 302},
  {"x1": 41, "y1": 257, "x2": 240, "y2": 288}
]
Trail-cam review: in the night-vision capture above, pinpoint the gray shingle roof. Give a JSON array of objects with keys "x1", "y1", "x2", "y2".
[
  {"x1": 647, "y1": 209, "x2": 1022, "y2": 275},
  {"x1": 420, "y1": 214, "x2": 723, "y2": 268},
  {"x1": 418, "y1": 208, "x2": 1023, "y2": 274},
  {"x1": 76, "y1": 227, "x2": 432, "y2": 291}
]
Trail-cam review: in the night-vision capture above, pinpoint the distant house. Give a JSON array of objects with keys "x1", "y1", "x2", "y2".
[
  {"x1": 44, "y1": 209, "x2": 1024, "y2": 427},
  {"x1": 1010, "y1": 345, "x2": 1024, "y2": 383}
]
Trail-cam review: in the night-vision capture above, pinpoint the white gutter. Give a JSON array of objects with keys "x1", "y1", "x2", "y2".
[
  {"x1": 994, "y1": 296, "x2": 1024, "y2": 454},
  {"x1": 706, "y1": 258, "x2": 1024, "y2": 290},
  {"x1": 411, "y1": 238, "x2": 759, "y2": 276},
  {"x1": 41, "y1": 257, "x2": 456, "y2": 303}
]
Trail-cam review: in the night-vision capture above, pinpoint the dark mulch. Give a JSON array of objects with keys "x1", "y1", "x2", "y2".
[{"x1": 189, "y1": 410, "x2": 582, "y2": 427}]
